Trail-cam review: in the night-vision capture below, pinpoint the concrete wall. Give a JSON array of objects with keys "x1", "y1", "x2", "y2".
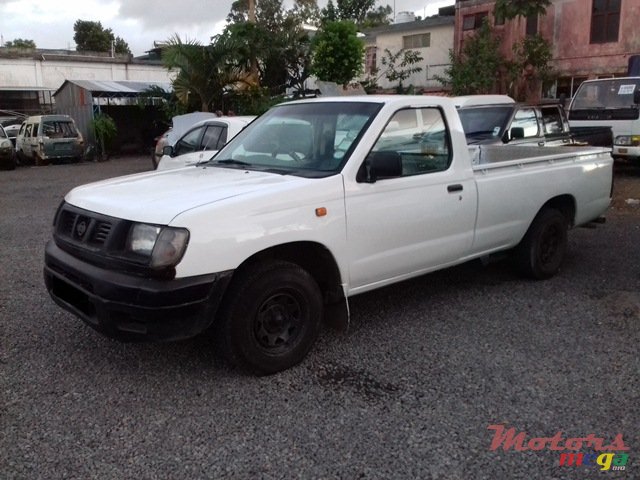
[
  {"x1": 0, "y1": 54, "x2": 172, "y2": 90},
  {"x1": 371, "y1": 23, "x2": 454, "y2": 90}
]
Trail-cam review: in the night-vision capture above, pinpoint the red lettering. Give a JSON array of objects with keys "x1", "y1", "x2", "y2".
[
  {"x1": 559, "y1": 453, "x2": 583, "y2": 466},
  {"x1": 605, "y1": 434, "x2": 630, "y2": 451},
  {"x1": 487, "y1": 425, "x2": 527, "y2": 451},
  {"x1": 565, "y1": 438, "x2": 583, "y2": 450},
  {"x1": 548, "y1": 432, "x2": 565, "y2": 451},
  {"x1": 528, "y1": 437, "x2": 547, "y2": 451},
  {"x1": 583, "y1": 434, "x2": 605, "y2": 450}
]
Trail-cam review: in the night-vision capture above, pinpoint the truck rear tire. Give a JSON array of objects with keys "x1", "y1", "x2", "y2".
[
  {"x1": 216, "y1": 260, "x2": 323, "y2": 375},
  {"x1": 515, "y1": 208, "x2": 568, "y2": 280}
]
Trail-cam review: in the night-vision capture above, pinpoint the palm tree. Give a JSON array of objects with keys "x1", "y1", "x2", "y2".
[{"x1": 162, "y1": 34, "x2": 240, "y2": 112}]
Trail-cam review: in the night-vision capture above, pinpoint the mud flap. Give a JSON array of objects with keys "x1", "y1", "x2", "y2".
[{"x1": 323, "y1": 295, "x2": 350, "y2": 332}]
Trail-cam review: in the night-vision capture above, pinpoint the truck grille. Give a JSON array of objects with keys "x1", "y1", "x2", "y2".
[{"x1": 55, "y1": 203, "x2": 124, "y2": 252}]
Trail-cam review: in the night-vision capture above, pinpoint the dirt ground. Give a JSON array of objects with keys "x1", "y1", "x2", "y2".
[{"x1": 610, "y1": 160, "x2": 640, "y2": 214}]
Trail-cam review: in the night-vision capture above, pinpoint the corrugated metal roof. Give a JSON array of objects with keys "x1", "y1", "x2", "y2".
[{"x1": 53, "y1": 80, "x2": 172, "y2": 97}]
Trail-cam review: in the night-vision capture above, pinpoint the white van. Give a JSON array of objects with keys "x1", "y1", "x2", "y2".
[
  {"x1": 568, "y1": 77, "x2": 640, "y2": 162},
  {"x1": 16, "y1": 115, "x2": 84, "y2": 165}
]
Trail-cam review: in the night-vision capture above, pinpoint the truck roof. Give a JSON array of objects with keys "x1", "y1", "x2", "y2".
[{"x1": 452, "y1": 95, "x2": 516, "y2": 108}]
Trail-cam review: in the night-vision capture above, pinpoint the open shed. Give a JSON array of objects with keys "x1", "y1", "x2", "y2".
[{"x1": 53, "y1": 80, "x2": 172, "y2": 154}]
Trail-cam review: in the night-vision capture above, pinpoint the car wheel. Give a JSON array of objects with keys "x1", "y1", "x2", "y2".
[
  {"x1": 515, "y1": 208, "x2": 568, "y2": 280},
  {"x1": 216, "y1": 260, "x2": 323, "y2": 375}
]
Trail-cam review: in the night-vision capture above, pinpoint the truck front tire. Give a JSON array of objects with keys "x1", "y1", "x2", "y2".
[
  {"x1": 216, "y1": 260, "x2": 323, "y2": 375},
  {"x1": 515, "y1": 208, "x2": 568, "y2": 280}
]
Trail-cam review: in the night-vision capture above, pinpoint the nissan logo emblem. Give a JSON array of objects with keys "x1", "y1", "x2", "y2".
[{"x1": 76, "y1": 220, "x2": 88, "y2": 238}]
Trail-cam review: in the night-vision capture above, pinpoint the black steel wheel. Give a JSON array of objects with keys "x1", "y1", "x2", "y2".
[
  {"x1": 216, "y1": 260, "x2": 323, "y2": 375},
  {"x1": 515, "y1": 208, "x2": 568, "y2": 280}
]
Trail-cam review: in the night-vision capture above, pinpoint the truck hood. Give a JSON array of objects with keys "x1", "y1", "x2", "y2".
[{"x1": 65, "y1": 166, "x2": 307, "y2": 224}]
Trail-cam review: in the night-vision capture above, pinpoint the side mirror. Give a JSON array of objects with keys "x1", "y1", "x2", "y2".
[
  {"x1": 510, "y1": 127, "x2": 525, "y2": 140},
  {"x1": 162, "y1": 145, "x2": 174, "y2": 157},
  {"x1": 358, "y1": 151, "x2": 402, "y2": 183},
  {"x1": 634, "y1": 89, "x2": 640, "y2": 105}
]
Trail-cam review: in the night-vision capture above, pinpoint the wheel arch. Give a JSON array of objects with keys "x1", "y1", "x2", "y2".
[
  {"x1": 539, "y1": 194, "x2": 576, "y2": 227},
  {"x1": 233, "y1": 241, "x2": 345, "y2": 304}
]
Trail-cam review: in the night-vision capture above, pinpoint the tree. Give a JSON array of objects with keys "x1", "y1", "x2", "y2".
[
  {"x1": 73, "y1": 20, "x2": 131, "y2": 54},
  {"x1": 224, "y1": 0, "x2": 317, "y2": 95},
  {"x1": 378, "y1": 48, "x2": 423, "y2": 92},
  {"x1": 509, "y1": 33, "x2": 554, "y2": 101},
  {"x1": 435, "y1": 20, "x2": 504, "y2": 95},
  {"x1": 311, "y1": 20, "x2": 364, "y2": 87},
  {"x1": 162, "y1": 35, "x2": 240, "y2": 112},
  {"x1": 320, "y1": 0, "x2": 391, "y2": 27},
  {"x1": 494, "y1": 0, "x2": 551, "y2": 21},
  {"x1": 4, "y1": 38, "x2": 36, "y2": 49}
]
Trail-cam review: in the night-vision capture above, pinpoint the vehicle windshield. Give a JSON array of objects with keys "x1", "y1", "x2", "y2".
[
  {"x1": 457, "y1": 106, "x2": 513, "y2": 140},
  {"x1": 571, "y1": 79, "x2": 640, "y2": 109},
  {"x1": 202, "y1": 101, "x2": 382, "y2": 177}
]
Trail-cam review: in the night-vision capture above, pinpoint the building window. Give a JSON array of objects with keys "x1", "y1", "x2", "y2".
[
  {"x1": 365, "y1": 46, "x2": 377, "y2": 74},
  {"x1": 525, "y1": 15, "x2": 538, "y2": 36},
  {"x1": 402, "y1": 33, "x2": 431, "y2": 49},
  {"x1": 590, "y1": 0, "x2": 620, "y2": 43},
  {"x1": 462, "y1": 12, "x2": 488, "y2": 31},
  {"x1": 494, "y1": 10, "x2": 505, "y2": 26}
]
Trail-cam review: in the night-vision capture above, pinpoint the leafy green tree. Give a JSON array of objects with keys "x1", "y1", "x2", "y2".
[
  {"x1": 494, "y1": 0, "x2": 551, "y2": 21},
  {"x1": 379, "y1": 49, "x2": 423, "y2": 92},
  {"x1": 162, "y1": 35, "x2": 240, "y2": 112},
  {"x1": 91, "y1": 113, "x2": 117, "y2": 158},
  {"x1": 509, "y1": 33, "x2": 554, "y2": 100},
  {"x1": 4, "y1": 38, "x2": 36, "y2": 49},
  {"x1": 73, "y1": 20, "x2": 131, "y2": 54},
  {"x1": 435, "y1": 20, "x2": 504, "y2": 95},
  {"x1": 311, "y1": 20, "x2": 364, "y2": 87},
  {"x1": 224, "y1": 0, "x2": 317, "y2": 95},
  {"x1": 321, "y1": 0, "x2": 391, "y2": 27},
  {"x1": 361, "y1": 5, "x2": 393, "y2": 28}
]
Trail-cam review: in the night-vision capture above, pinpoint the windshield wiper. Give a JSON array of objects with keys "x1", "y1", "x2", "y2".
[{"x1": 207, "y1": 158, "x2": 253, "y2": 167}]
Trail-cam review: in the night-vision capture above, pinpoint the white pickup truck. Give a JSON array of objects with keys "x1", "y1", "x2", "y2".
[{"x1": 44, "y1": 96, "x2": 613, "y2": 374}]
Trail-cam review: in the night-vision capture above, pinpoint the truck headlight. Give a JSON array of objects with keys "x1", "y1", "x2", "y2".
[
  {"x1": 615, "y1": 135, "x2": 640, "y2": 146},
  {"x1": 126, "y1": 223, "x2": 189, "y2": 268}
]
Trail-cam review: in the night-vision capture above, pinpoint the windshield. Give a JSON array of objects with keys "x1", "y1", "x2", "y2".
[
  {"x1": 457, "y1": 106, "x2": 513, "y2": 140},
  {"x1": 571, "y1": 79, "x2": 640, "y2": 109},
  {"x1": 202, "y1": 101, "x2": 382, "y2": 177}
]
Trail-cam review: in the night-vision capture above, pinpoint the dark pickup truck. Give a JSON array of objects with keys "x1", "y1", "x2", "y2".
[{"x1": 454, "y1": 95, "x2": 613, "y2": 148}]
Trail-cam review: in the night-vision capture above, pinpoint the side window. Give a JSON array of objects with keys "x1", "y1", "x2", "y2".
[
  {"x1": 201, "y1": 125, "x2": 225, "y2": 151},
  {"x1": 32, "y1": 123, "x2": 39, "y2": 137},
  {"x1": 25, "y1": 124, "x2": 32, "y2": 137},
  {"x1": 217, "y1": 128, "x2": 228, "y2": 150},
  {"x1": 19, "y1": 124, "x2": 25, "y2": 136},
  {"x1": 541, "y1": 107, "x2": 564, "y2": 135},
  {"x1": 370, "y1": 107, "x2": 451, "y2": 178},
  {"x1": 510, "y1": 108, "x2": 539, "y2": 139},
  {"x1": 174, "y1": 126, "x2": 204, "y2": 156}
]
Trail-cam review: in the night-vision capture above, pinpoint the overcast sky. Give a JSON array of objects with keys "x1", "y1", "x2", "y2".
[{"x1": 0, "y1": 0, "x2": 453, "y2": 56}]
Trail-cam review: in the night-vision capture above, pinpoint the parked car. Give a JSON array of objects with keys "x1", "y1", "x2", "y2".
[
  {"x1": 156, "y1": 116, "x2": 256, "y2": 171},
  {"x1": 151, "y1": 112, "x2": 219, "y2": 168},
  {"x1": 15, "y1": 115, "x2": 84, "y2": 165},
  {"x1": 0, "y1": 125, "x2": 16, "y2": 170},
  {"x1": 0, "y1": 116, "x2": 25, "y2": 147}
]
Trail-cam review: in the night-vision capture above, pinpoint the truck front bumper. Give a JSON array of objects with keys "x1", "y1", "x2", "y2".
[
  {"x1": 44, "y1": 241, "x2": 233, "y2": 342},
  {"x1": 612, "y1": 144, "x2": 640, "y2": 160}
]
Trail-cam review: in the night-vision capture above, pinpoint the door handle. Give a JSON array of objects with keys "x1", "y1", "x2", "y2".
[{"x1": 447, "y1": 184, "x2": 463, "y2": 193}]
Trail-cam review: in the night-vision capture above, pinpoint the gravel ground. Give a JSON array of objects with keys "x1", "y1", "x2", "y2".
[{"x1": 1, "y1": 156, "x2": 639, "y2": 479}]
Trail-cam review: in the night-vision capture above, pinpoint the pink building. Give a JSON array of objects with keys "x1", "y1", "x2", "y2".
[{"x1": 454, "y1": 0, "x2": 640, "y2": 99}]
